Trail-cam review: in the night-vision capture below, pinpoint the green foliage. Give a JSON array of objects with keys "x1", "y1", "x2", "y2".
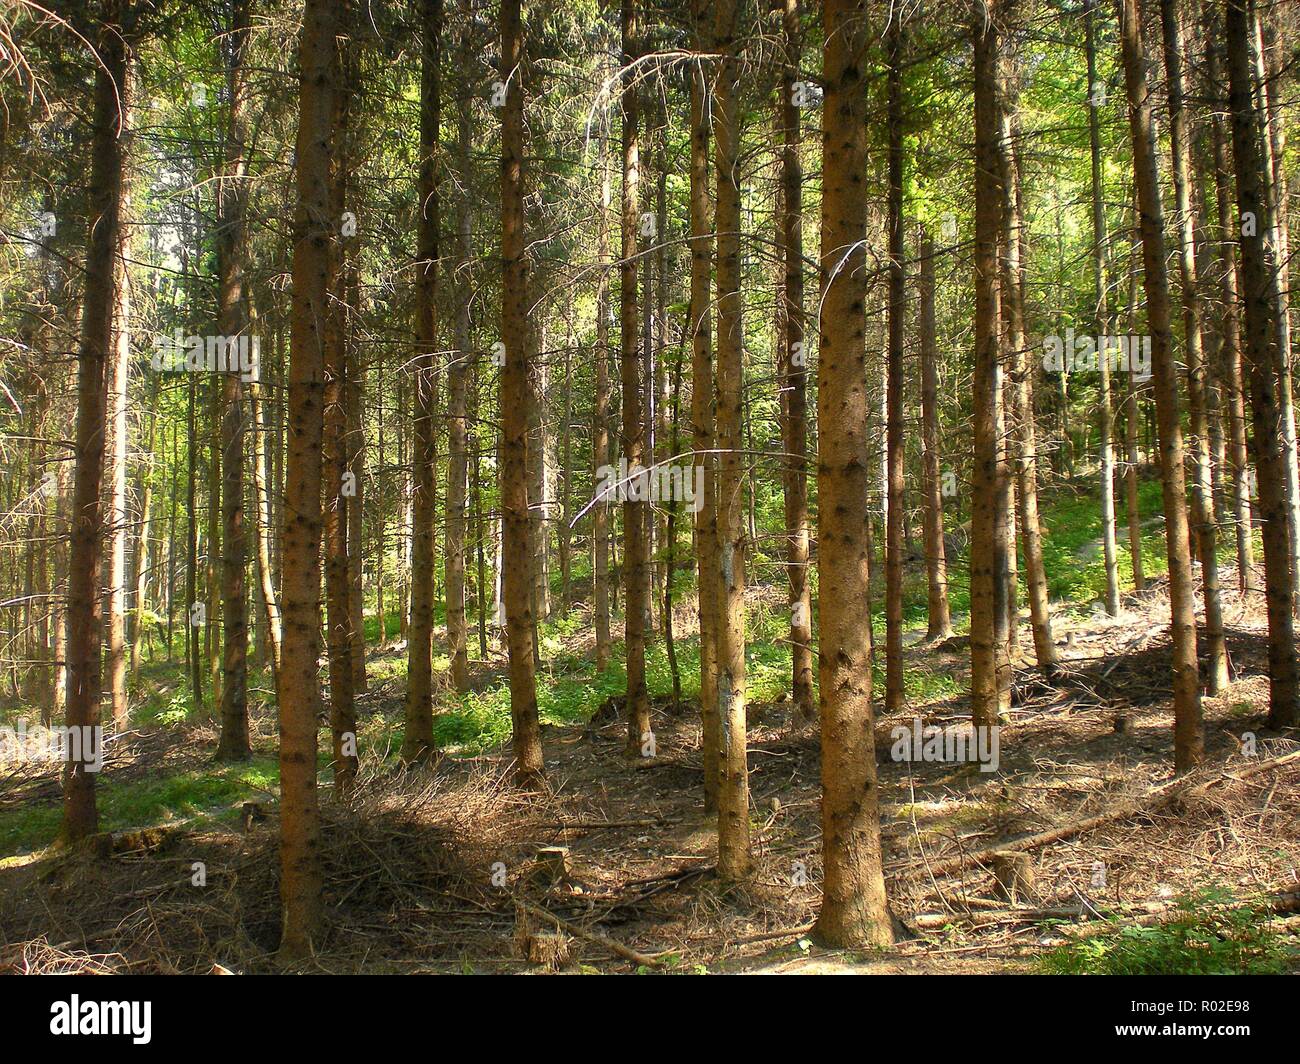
[{"x1": 1041, "y1": 889, "x2": 1295, "y2": 975}]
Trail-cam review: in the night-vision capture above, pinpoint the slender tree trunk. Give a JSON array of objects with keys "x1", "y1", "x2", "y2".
[
  {"x1": 688, "y1": 0, "x2": 720, "y2": 808},
  {"x1": 500, "y1": 0, "x2": 545, "y2": 784},
  {"x1": 593, "y1": 9, "x2": 614, "y2": 672},
  {"x1": 277, "y1": 0, "x2": 339, "y2": 961},
  {"x1": 998, "y1": 59, "x2": 1057, "y2": 675},
  {"x1": 970, "y1": 0, "x2": 1011, "y2": 729},
  {"x1": 62, "y1": 11, "x2": 129, "y2": 843},
  {"x1": 620, "y1": 0, "x2": 652, "y2": 758},
  {"x1": 1116, "y1": 0, "x2": 1203, "y2": 771},
  {"x1": 918, "y1": 227, "x2": 952, "y2": 639},
  {"x1": 1159, "y1": 0, "x2": 1227, "y2": 693},
  {"x1": 403, "y1": 0, "x2": 442, "y2": 763},
  {"x1": 1225, "y1": 0, "x2": 1299, "y2": 728},
  {"x1": 773, "y1": 0, "x2": 813, "y2": 723},
  {"x1": 1086, "y1": 0, "x2": 1121, "y2": 616},
  {"x1": 216, "y1": 0, "x2": 252, "y2": 761},
  {"x1": 105, "y1": 185, "x2": 130, "y2": 730},
  {"x1": 445, "y1": 26, "x2": 473, "y2": 695},
  {"x1": 884, "y1": 13, "x2": 907, "y2": 714},
  {"x1": 1205, "y1": 21, "x2": 1257, "y2": 593},
  {"x1": 713, "y1": 0, "x2": 750, "y2": 879},
  {"x1": 812, "y1": 0, "x2": 893, "y2": 950}
]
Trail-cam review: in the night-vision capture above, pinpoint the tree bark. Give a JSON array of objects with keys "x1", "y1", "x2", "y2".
[
  {"x1": 812, "y1": 0, "x2": 893, "y2": 949},
  {"x1": 1116, "y1": 0, "x2": 1203, "y2": 771}
]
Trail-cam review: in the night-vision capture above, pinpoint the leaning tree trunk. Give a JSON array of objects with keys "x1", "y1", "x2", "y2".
[
  {"x1": 1116, "y1": 0, "x2": 1203, "y2": 771},
  {"x1": 812, "y1": 0, "x2": 894, "y2": 950},
  {"x1": 500, "y1": 0, "x2": 545, "y2": 784},
  {"x1": 62, "y1": 11, "x2": 129, "y2": 843},
  {"x1": 1225, "y1": 0, "x2": 1299, "y2": 729},
  {"x1": 277, "y1": 0, "x2": 339, "y2": 962}
]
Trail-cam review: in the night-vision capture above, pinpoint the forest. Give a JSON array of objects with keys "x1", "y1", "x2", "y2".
[{"x1": 0, "y1": 0, "x2": 1298, "y2": 983}]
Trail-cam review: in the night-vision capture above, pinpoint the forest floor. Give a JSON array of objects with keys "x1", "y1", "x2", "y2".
[{"x1": 1, "y1": 551, "x2": 1298, "y2": 974}]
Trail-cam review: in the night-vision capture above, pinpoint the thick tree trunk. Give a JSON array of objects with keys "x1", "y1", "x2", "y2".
[
  {"x1": 1116, "y1": 0, "x2": 1203, "y2": 771},
  {"x1": 500, "y1": 0, "x2": 545, "y2": 784},
  {"x1": 1225, "y1": 0, "x2": 1299, "y2": 729},
  {"x1": 277, "y1": 0, "x2": 339, "y2": 961},
  {"x1": 812, "y1": 0, "x2": 893, "y2": 949}
]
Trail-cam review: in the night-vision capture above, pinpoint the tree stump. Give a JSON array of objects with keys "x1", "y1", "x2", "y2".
[
  {"x1": 531, "y1": 846, "x2": 570, "y2": 887},
  {"x1": 990, "y1": 850, "x2": 1038, "y2": 904}
]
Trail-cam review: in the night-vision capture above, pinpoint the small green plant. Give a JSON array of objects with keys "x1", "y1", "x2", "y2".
[{"x1": 1041, "y1": 888, "x2": 1294, "y2": 975}]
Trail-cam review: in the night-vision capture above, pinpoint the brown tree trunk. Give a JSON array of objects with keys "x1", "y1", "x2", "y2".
[
  {"x1": 445, "y1": 21, "x2": 473, "y2": 695},
  {"x1": 105, "y1": 185, "x2": 130, "y2": 731},
  {"x1": 1159, "y1": 0, "x2": 1228, "y2": 694},
  {"x1": 918, "y1": 227, "x2": 952, "y2": 639},
  {"x1": 1085, "y1": 0, "x2": 1122, "y2": 616},
  {"x1": 1225, "y1": 0, "x2": 1299, "y2": 728},
  {"x1": 998, "y1": 57, "x2": 1057, "y2": 676},
  {"x1": 970, "y1": 0, "x2": 1011, "y2": 729},
  {"x1": 62, "y1": 11, "x2": 129, "y2": 843},
  {"x1": 277, "y1": 0, "x2": 339, "y2": 961},
  {"x1": 500, "y1": 0, "x2": 545, "y2": 784},
  {"x1": 403, "y1": 0, "x2": 442, "y2": 764},
  {"x1": 593, "y1": 7, "x2": 614, "y2": 673},
  {"x1": 688, "y1": 0, "x2": 720, "y2": 809},
  {"x1": 620, "y1": 0, "x2": 652, "y2": 759},
  {"x1": 713, "y1": 0, "x2": 750, "y2": 879},
  {"x1": 884, "y1": 13, "x2": 907, "y2": 714},
  {"x1": 216, "y1": 0, "x2": 252, "y2": 761},
  {"x1": 812, "y1": 0, "x2": 893, "y2": 949},
  {"x1": 777, "y1": 0, "x2": 813, "y2": 723},
  {"x1": 1204, "y1": 21, "x2": 1257, "y2": 593},
  {"x1": 1116, "y1": 0, "x2": 1203, "y2": 771}
]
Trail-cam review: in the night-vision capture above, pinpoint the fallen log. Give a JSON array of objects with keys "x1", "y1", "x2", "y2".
[{"x1": 515, "y1": 899, "x2": 665, "y2": 969}]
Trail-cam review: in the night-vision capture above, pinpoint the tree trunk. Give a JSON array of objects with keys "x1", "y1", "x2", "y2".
[
  {"x1": 1225, "y1": 0, "x2": 1299, "y2": 729},
  {"x1": 688, "y1": 0, "x2": 720, "y2": 809},
  {"x1": 812, "y1": 0, "x2": 893, "y2": 950},
  {"x1": 62, "y1": 11, "x2": 129, "y2": 843},
  {"x1": 500, "y1": 0, "x2": 545, "y2": 784},
  {"x1": 713, "y1": 0, "x2": 750, "y2": 879},
  {"x1": 277, "y1": 0, "x2": 339, "y2": 961},
  {"x1": 970, "y1": 0, "x2": 1011, "y2": 729},
  {"x1": 1116, "y1": 0, "x2": 1203, "y2": 771},
  {"x1": 1159, "y1": 0, "x2": 1227, "y2": 694},
  {"x1": 1085, "y1": 0, "x2": 1121, "y2": 616},
  {"x1": 620, "y1": 0, "x2": 652, "y2": 758},
  {"x1": 403, "y1": 0, "x2": 442, "y2": 763},
  {"x1": 918, "y1": 227, "x2": 952, "y2": 639}
]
